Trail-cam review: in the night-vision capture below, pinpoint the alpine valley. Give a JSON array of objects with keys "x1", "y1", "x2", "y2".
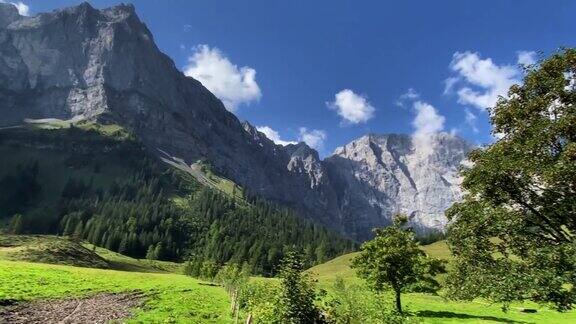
[{"x1": 0, "y1": 1, "x2": 472, "y2": 256}]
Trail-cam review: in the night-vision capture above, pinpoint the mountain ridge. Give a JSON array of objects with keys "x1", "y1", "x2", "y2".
[{"x1": 0, "y1": 2, "x2": 474, "y2": 241}]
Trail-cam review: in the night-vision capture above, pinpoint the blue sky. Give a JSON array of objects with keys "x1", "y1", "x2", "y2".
[{"x1": 16, "y1": 0, "x2": 576, "y2": 156}]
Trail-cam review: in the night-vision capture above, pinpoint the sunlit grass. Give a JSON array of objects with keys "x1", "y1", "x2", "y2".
[{"x1": 0, "y1": 260, "x2": 231, "y2": 323}]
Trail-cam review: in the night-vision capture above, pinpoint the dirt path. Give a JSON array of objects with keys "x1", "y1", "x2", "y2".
[{"x1": 0, "y1": 291, "x2": 145, "y2": 324}]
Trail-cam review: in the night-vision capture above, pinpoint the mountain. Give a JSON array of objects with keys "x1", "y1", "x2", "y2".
[
  {"x1": 0, "y1": 3, "x2": 473, "y2": 242},
  {"x1": 325, "y1": 133, "x2": 473, "y2": 240}
]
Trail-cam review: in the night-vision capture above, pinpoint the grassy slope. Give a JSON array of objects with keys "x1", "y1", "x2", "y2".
[
  {"x1": 0, "y1": 235, "x2": 182, "y2": 273},
  {"x1": 308, "y1": 240, "x2": 576, "y2": 323},
  {"x1": 0, "y1": 235, "x2": 229, "y2": 322},
  {"x1": 0, "y1": 260, "x2": 231, "y2": 323}
]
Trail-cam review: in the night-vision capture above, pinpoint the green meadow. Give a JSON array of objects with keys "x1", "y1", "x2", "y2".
[{"x1": 1, "y1": 235, "x2": 575, "y2": 323}]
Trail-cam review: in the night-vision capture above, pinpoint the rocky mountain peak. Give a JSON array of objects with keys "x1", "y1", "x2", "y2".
[{"x1": 285, "y1": 142, "x2": 319, "y2": 160}]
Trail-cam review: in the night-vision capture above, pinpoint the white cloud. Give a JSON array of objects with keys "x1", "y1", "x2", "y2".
[
  {"x1": 327, "y1": 89, "x2": 375, "y2": 124},
  {"x1": 464, "y1": 108, "x2": 479, "y2": 133},
  {"x1": 443, "y1": 77, "x2": 459, "y2": 95},
  {"x1": 298, "y1": 128, "x2": 327, "y2": 151},
  {"x1": 0, "y1": 0, "x2": 29, "y2": 15},
  {"x1": 517, "y1": 50, "x2": 537, "y2": 66},
  {"x1": 448, "y1": 51, "x2": 520, "y2": 110},
  {"x1": 184, "y1": 45, "x2": 261, "y2": 111},
  {"x1": 256, "y1": 126, "x2": 296, "y2": 146},
  {"x1": 395, "y1": 88, "x2": 420, "y2": 107},
  {"x1": 412, "y1": 101, "x2": 446, "y2": 156},
  {"x1": 413, "y1": 101, "x2": 445, "y2": 136}
]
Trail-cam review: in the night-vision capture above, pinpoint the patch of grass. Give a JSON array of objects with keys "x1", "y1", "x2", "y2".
[
  {"x1": 25, "y1": 118, "x2": 130, "y2": 139},
  {"x1": 421, "y1": 240, "x2": 451, "y2": 260},
  {"x1": 196, "y1": 161, "x2": 245, "y2": 202},
  {"x1": 307, "y1": 241, "x2": 576, "y2": 323},
  {"x1": 0, "y1": 260, "x2": 231, "y2": 323}
]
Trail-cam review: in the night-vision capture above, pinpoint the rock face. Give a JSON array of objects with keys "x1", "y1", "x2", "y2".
[
  {"x1": 0, "y1": 3, "x2": 473, "y2": 241},
  {"x1": 325, "y1": 133, "x2": 473, "y2": 239}
]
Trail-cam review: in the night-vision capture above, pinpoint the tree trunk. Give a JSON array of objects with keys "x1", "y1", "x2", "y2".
[{"x1": 395, "y1": 289, "x2": 402, "y2": 314}]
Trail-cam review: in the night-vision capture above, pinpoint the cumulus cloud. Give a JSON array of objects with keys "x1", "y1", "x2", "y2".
[
  {"x1": 184, "y1": 45, "x2": 261, "y2": 111},
  {"x1": 298, "y1": 128, "x2": 327, "y2": 151},
  {"x1": 327, "y1": 89, "x2": 375, "y2": 124},
  {"x1": 447, "y1": 51, "x2": 520, "y2": 110},
  {"x1": 517, "y1": 50, "x2": 537, "y2": 66},
  {"x1": 256, "y1": 126, "x2": 296, "y2": 146},
  {"x1": 0, "y1": 0, "x2": 29, "y2": 15},
  {"x1": 395, "y1": 88, "x2": 420, "y2": 107},
  {"x1": 412, "y1": 101, "x2": 446, "y2": 156}
]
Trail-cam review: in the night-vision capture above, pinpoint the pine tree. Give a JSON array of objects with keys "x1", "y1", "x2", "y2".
[
  {"x1": 72, "y1": 220, "x2": 84, "y2": 242},
  {"x1": 8, "y1": 214, "x2": 24, "y2": 234}
]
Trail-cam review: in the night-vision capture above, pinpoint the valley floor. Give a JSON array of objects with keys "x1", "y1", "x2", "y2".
[{"x1": 0, "y1": 235, "x2": 575, "y2": 323}]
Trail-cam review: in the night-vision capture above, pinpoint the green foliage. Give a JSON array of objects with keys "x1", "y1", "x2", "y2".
[
  {"x1": 276, "y1": 249, "x2": 325, "y2": 323},
  {"x1": 323, "y1": 277, "x2": 410, "y2": 324},
  {"x1": 214, "y1": 263, "x2": 250, "y2": 294},
  {"x1": 352, "y1": 216, "x2": 446, "y2": 313},
  {"x1": 238, "y1": 279, "x2": 283, "y2": 322},
  {"x1": 447, "y1": 48, "x2": 576, "y2": 311}
]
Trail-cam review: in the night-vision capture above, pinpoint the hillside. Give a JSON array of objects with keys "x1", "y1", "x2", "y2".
[{"x1": 0, "y1": 122, "x2": 355, "y2": 275}]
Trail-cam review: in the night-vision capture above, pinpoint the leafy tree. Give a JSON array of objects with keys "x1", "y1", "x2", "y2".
[
  {"x1": 446, "y1": 49, "x2": 576, "y2": 311},
  {"x1": 351, "y1": 216, "x2": 445, "y2": 314},
  {"x1": 200, "y1": 260, "x2": 220, "y2": 280},
  {"x1": 276, "y1": 249, "x2": 324, "y2": 323},
  {"x1": 215, "y1": 263, "x2": 250, "y2": 294}
]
